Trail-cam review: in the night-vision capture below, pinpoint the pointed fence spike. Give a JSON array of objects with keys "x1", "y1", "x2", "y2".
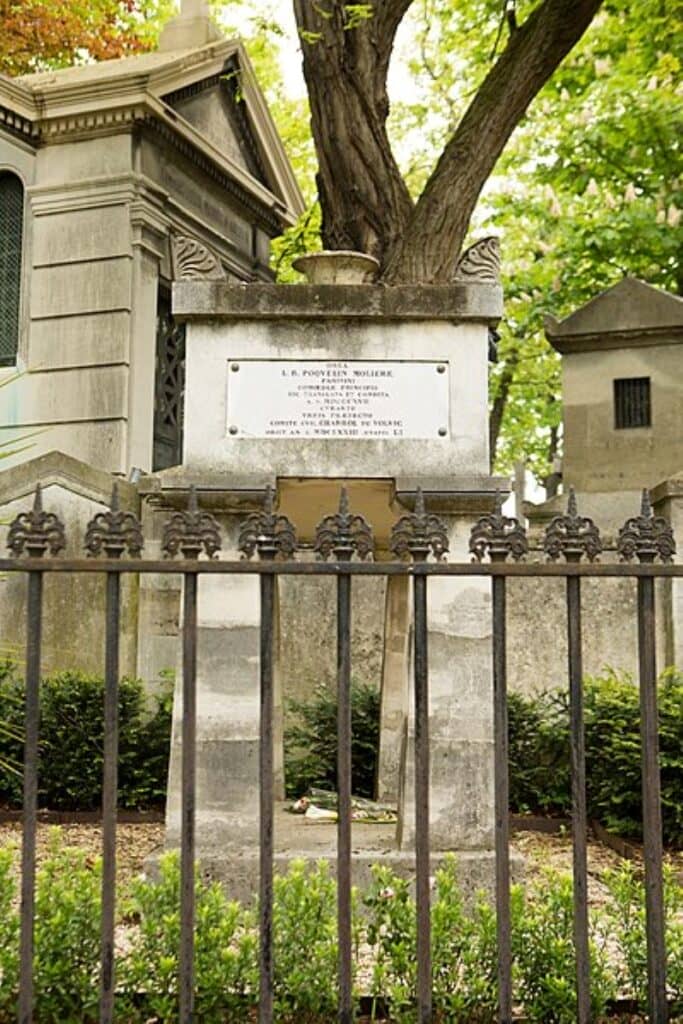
[
  {"x1": 188, "y1": 485, "x2": 198, "y2": 514},
  {"x1": 33, "y1": 483, "x2": 43, "y2": 513},
  {"x1": 494, "y1": 489, "x2": 504, "y2": 517},
  {"x1": 567, "y1": 486, "x2": 578, "y2": 518},
  {"x1": 110, "y1": 482, "x2": 120, "y2": 513},
  {"x1": 264, "y1": 484, "x2": 274, "y2": 515},
  {"x1": 339, "y1": 486, "x2": 349, "y2": 515},
  {"x1": 415, "y1": 487, "x2": 426, "y2": 516},
  {"x1": 641, "y1": 488, "x2": 652, "y2": 518}
]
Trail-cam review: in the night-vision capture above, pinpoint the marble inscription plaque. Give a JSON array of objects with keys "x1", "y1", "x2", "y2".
[{"x1": 226, "y1": 359, "x2": 449, "y2": 439}]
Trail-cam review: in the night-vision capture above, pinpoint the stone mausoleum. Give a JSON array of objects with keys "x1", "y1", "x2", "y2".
[
  {"x1": 0, "y1": 2, "x2": 303, "y2": 673},
  {"x1": 508, "y1": 277, "x2": 683, "y2": 693}
]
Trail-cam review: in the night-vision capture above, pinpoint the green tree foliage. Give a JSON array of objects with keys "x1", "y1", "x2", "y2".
[
  {"x1": 391, "y1": 0, "x2": 681, "y2": 482},
  {"x1": 2, "y1": 0, "x2": 678, "y2": 481},
  {"x1": 487, "y1": 0, "x2": 682, "y2": 482}
]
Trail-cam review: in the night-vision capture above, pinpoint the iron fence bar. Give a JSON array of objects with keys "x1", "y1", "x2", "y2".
[
  {"x1": 0, "y1": 559, "x2": 681, "y2": 578},
  {"x1": 259, "y1": 573, "x2": 275, "y2": 1024},
  {"x1": 99, "y1": 572, "x2": 120, "y2": 1024},
  {"x1": 492, "y1": 575, "x2": 512, "y2": 1024},
  {"x1": 179, "y1": 571, "x2": 198, "y2": 1024},
  {"x1": 567, "y1": 575, "x2": 591, "y2": 1024},
  {"x1": 637, "y1": 576, "x2": 668, "y2": 1023},
  {"x1": 337, "y1": 572, "x2": 353, "y2": 1024},
  {"x1": 18, "y1": 570, "x2": 42, "y2": 1024},
  {"x1": 413, "y1": 573, "x2": 431, "y2": 1024}
]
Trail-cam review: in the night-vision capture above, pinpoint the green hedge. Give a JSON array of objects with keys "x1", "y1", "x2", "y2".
[
  {"x1": 508, "y1": 668, "x2": 683, "y2": 845},
  {"x1": 283, "y1": 668, "x2": 683, "y2": 845},
  {"x1": 2, "y1": 658, "x2": 682, "y2": 843},
  {"x1": 0, "y1": 663, "x2": 172, "y2": 811},
  {"x1": 284, "y1": 680, "x2": 380, "y2": 799}
]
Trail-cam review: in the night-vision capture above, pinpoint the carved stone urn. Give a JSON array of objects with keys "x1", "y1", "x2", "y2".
[{"x1": 292, "y1": 250, "x2": 379, "y2": 285}]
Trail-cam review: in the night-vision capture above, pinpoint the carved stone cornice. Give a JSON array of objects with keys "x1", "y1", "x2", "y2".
[
  {"x1": 0, "y1": 103, "x2": 38, "y2": 143},
  {"x1": 142, "y1": 115, "x2": 283, "y2": 234}
]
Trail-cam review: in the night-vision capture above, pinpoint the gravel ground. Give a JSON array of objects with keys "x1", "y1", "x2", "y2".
[
  {"x1": 0, "y1": 820, "x2": 165, "y2": 891},
  {"x1": 1, "y1": 819, "x2": 682, "y2": 890}
]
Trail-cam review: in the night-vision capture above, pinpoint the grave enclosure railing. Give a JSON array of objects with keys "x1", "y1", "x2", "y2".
[{"x1": 2, "y1": 482, "x2": 680, "y2": 1024}]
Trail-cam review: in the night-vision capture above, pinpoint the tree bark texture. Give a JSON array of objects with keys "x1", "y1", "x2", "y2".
[
  {"x1": 293, "y1": 0, "x2": 604, "y2": 282},
  {"x1": 292, "y1": 0, "x2": 414, "y2": 262}
]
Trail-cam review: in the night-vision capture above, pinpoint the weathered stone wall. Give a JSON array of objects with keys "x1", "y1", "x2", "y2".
[
  {"x1": 0, "y1": 453, "x2": 139, "y2": 678},
  {"x1": 563, "y1": 342, "x2": 683, "y2": 494},
  {"x1": 278, "y1": 574, "x2": 386, "y2": 702},
  {"x1": 506, "y1": 570, "x2": 673, "y2": 696}
]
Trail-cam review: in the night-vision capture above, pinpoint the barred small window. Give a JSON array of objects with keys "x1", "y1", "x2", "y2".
[
  {"x1": 614, "y1": 377, "x2": 651, "y2": 429},
  {"x1": 0, "y1": 172, "x2": 24, "y2": 365}
]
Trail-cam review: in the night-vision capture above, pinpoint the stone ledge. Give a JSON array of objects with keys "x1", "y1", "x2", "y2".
[
  {"x1": 395, "y1": 475, "x2": 509, "y2": 514},
  {"x1": 152, "y1": 805, "x2": 522, "y2": 904},
  {"x1": 0, "y1": 449, "x2": 137, "y2": 510},
  {"x1": 172, "y1": 281, "x2": 504, "y2": 324}
]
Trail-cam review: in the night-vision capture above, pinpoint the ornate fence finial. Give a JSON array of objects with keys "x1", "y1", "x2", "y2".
[
  {"x1": 390, "y1": 487, "x2": 449, "y2": 562},
  {"x1": 7, "y1": 484, "x2": 66, "y2": 558},
  {"x1": 544, "y1": 486, "x2": 602, "y2": 563},
  {"x1": 161, "y1": 485, "x2": 221, "y2": 560},
  {"x1": 617, "y1": 489, "x2": 675, "y2": 564},
  {"x1": 469, "y1": 490, "x2": 527, "y2": 563},
  {"x1": 85, "y1": 483, "x2": 144, "y2": 559},
  {"x1": 314, "y1": 487, "x2": 374, "y2": 561},
  {"x1": 238, "y1": 485, "x2": 297, "y2": 561}
]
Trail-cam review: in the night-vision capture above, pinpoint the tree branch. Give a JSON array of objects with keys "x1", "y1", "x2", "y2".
[
  {"x1": 376, "y1": 0, "x2": 414, "y2": 63},
  {"x1": 383, "y1": 0, "x2": 604, "y2": 282}
]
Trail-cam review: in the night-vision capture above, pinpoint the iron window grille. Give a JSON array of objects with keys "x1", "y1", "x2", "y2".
[
  {"x1": 614, "y1": 376, "x2": 651, "y2": 429},
  {"x1": 0, "y1": 171, "x2": 24, "y2": 366}
]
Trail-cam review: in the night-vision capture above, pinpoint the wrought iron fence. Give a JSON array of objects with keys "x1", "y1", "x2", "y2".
[{"x1": 2, "y1": 482, "x2": 680, "y2": 1024}]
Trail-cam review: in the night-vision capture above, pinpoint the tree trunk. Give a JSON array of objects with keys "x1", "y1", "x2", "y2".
[
  {"x1": 293, "y1": 0, "x2": 604, "y2": 281},
  {"x1": 489, "y1": 350, "x2": 519, "y2": 470},
  {"x1": 292, "y1": 0, "x2": 414, "y2": 262}
]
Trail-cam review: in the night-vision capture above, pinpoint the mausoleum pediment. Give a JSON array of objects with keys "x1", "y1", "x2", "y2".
[
  {"x1": 161, "y1": 63, "x2": 270, "y2": 188},
  {"x1": 0, "y1": 39, "x2": 303, "y2": 228},
  {"x1": 546, "y1": 277, "x2": 683, "y2": 352}
]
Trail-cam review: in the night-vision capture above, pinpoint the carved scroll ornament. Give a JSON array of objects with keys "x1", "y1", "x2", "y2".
[
  {"x1": 171, "y1": 234, "x2": 227, "y2": 281},
  {"x1": 453, "y1": 236, "x2": 501, "y2": 284}
]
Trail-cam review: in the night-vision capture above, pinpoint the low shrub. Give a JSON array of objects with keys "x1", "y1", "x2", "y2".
[
  {"x1": 33, "y1": 832, "x2": 101, "y2": 1023},
  {"x1": 118, "y1": 852, "x2": 258, "y2": 1022},
  {"x1": 0, "y1": 836, "x2": 682, "y2": 1022},
  {"x1": 365, "y1": 855, "x2": 498, "y2": 1022},
  {"x1": 284, "y1": 680, "x2": 380, "y2": 799},
  {"x1": 0, "y1": 847, "x2": 19, "y2": 1019},
  {"x1": 511, "y1": 870, "x2": 614, "y2": 1022},
  {"x1": 272, "y1": 859, "x2": 343, "y2": 1021},
  {"x1": 584, "y1": 668, "x2": 683, "y2": 843},
  {"x1": 507, "y1": 688, "x2": 571, "y2": 815},
  {"x1": 508, "y1": 668, "x2": 683, "y2": 845},
  {"x1": 0, "y1": 666, "x2": 172, "y2": 811},
  {"x1": 602, "y1": 858, "x2": 683, "y2": 1008}
]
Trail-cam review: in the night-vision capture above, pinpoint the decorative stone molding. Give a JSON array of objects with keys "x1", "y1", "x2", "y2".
[
  {"x1": 171, "y1": 233, "x2": 226, "y2": 281},
  {"x1": 0, "y1": 104, "x2": 38, "y2": 141},
  {"x1": 453, "y1": 236, "x2": 501, "y2": 285}
]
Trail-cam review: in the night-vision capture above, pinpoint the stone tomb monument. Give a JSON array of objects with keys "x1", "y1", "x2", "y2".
[{"x1": 161, "y1": 247, "x2": 506, "y2": 895}]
